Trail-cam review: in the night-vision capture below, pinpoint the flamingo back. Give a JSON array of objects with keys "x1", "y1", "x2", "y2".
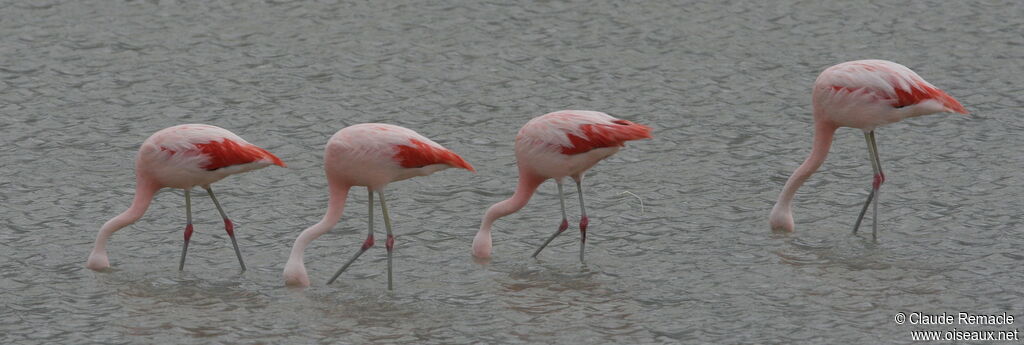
[{"x1": 517, "y1": 110, "x2": 653, "y2": 155}]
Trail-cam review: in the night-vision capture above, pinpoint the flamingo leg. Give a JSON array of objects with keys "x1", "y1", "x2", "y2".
[
  {"x1": 851, "y1": 189, "x2": 875, "y2": 234},
  {"x1": 205, "y1": 186, "x2": 246, "y2": 271},
  {"x1": 869, "y1": 131, "x2": 884, "y2": 240},
  {"x1": 179, "y1": 189, "x2": 194, "y2": 271},
  {"x1": 379, "y1": 190, "x2": 395, "y2": 290},
  {"x1": 532, "y1": 181, "x2": 569, "y2": 259},
  {"x1": 328, "y1": 189, "x2": 374, "y2": 285},
  {"x1": 575, "y1": 178, "x2": 589, "y2": 263},
  {"x1": 852, "y1": 131, "x2": 884, "y2": 240}
]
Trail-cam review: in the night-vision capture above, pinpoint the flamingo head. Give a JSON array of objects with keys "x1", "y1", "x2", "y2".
[
  {"x1": 472, "y1": 230, "x2": 492, "y2": 259},
  {"x1": 283, "y1": 259, "x2": 311, "y2": 287},
  {"x1": 769, "y1": 203, "x2": 795, "y2": 232},
  {"x1": 86, "y1": 250, "x2": 111, "y2": 271}
]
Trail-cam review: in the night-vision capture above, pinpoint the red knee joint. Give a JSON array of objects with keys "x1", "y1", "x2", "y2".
[
  {"x1": 580, "y1": 216, "x2": 589, "y2": 242},
  {"x1": 223, "y1": 218, "x2": 235, "y2": 237},
  {"x1": 873, "y1": 173, "x2": 886, "y2": 189},
  {"x1": 361, "y1": 235, "x2": 375, "y2": 250},
  {"x1": 184, "y1": 224, "x2": 194, "y2": 241},
  {"x1": 386, "y1": 235, "x2": 395, "y2": 252},
  {"x1": 558, "y1": 219, "x2": 569, "y2": 233}
]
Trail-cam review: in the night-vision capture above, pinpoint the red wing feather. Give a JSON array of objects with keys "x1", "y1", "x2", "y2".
[
  {"x1": 560, "y1": 120, "x2": 653, "y2": 155},
  {"x1": 892, "y1": 82, "x2": 968, "y2": 114},
  {"x1": 194, "y1": 138, "x2": 286, "y2": 171},
  {"x1": 395, "y1": 139, "x2": 474, "y2": 172}
]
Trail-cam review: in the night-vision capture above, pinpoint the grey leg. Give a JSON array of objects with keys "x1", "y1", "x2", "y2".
[
  {"x1": 852, "y1": 131, "x2": 884, "y2": 241},
  {"x1": 379, "y1": 190, "x2": 395, "y2": 291},
  {"x1": 532, "y1": 181, "x2": 569, "y2": 259},
  {"x1": 205, "y1": 186, "x2": 245, "y2": 271},
  {"x1": 851, "y1": 189, "x2": 875, "y2": 235},
  {"x1": 179, "y1": 189, "x2": 194, "y2": 271},
  {"x1": 576, "y1": 178, "x2": 589, "y2": 263},
  {"x1": 868, "y1": 131, "x2": 884, "y2": 240},
  {"x1": 328, "y1": 189, "x2": 375, "y2": 285}
]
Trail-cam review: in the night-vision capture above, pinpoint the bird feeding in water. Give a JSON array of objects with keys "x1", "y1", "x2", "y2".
[
  {"x1": 472, "y1": 110, "x2": 653, "y2": 262},
  {"x1": 283, "y1": 123, "x2": 474, "y2": 289},
  {"x1": 769, "y1": 59, "x2": 968, "y2": 239},
  {"x1": 85, "y1": 124, "x2": 286, "y2": 271}
]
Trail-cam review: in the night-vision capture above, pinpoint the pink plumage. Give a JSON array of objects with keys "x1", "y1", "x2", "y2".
[
  {"x1": 284, "y1": 123, "x2": 474, "y2": 288},
  {"x1": 86, "y1": 124, "x2": 285, "y2": 271},
  {"x1": 473, "y1": 110, "x2": 652, "y2": 261},
  {"x1": 770, "y1": 60, "x2": 967, "y2": 237},
  {"x1": 821, "y1": 60, "x2": 967, "y2": 114},
  {"x1": 812, "y1": 60, "x2": 968, "y2": 130}
]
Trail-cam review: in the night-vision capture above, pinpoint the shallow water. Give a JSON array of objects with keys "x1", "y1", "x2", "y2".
[{"x1": 2, "y1": 0, "x2": 1023, "y2": 343}]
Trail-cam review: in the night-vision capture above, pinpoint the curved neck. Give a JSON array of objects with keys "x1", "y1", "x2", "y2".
[
  {"x1": 92, "y1": 179, "x2": 160, "y2": 254},
  {"x1": 774, "y1": 120, "x2": 837, "y2": 212},
  {"x1": 478, "y1": 172, "x2": 545, "y2": 236},
  {"x1": 288, "y1": 181, "x2": 350, "y2": 263}
]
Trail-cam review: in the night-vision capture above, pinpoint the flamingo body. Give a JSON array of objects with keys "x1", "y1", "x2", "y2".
[
  {"x1": 472, "y1": 110, "x2": 652, "y2": 259},
  {"x1": 515, "y1": 111, "x2": 652, "y2": 179},
  {"x1": 322, "y1": 124, "x2": 473, "y2": 190},
  {"x1": 770, "y1": 60, "x2": 967, "y2": 233},
  {"x1": 283, "y1": 123, "x2": 473, "y2": 288},
  {"x1": 86, "y1": 124, "x2": 285, "y2": 270},
  {"x1": 812, "y1": 60, "x2": 967, "y2": 130},
  {"x1": 139, "y1": 125, "x2": 285, "y2": 189}
]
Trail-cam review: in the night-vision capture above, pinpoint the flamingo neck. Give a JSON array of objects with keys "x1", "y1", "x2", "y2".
[
  {"x1": 287, "y1": 181, "x2": 350, "y2": 265},
  {"x1": 473, "y1": 172, "x2": 544, "y2": 256},
  {"x1": 770, "y1": 120, "x2": 836, "y2": 231},
  {"x1": 90, "y1": 180, "x2": 160, "y2": 255}
]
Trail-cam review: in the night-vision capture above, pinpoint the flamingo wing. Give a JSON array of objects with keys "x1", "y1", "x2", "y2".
[
  {"x1": 394, "y1": 139, "x2": 475, "y2": 172},
  {"x1": 889, "y1": 80, "x2": 967, "y2": 113},
  {"x1": 194, "y1": 138, "x2": 286, "y2": 171},
  {"x1": 561, "y1": 119, "x2": 653, "y2": 155}
]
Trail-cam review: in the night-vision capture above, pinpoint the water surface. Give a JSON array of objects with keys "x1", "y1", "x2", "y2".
[{"x1": 2, "y1": 0, "x2": 1023, "y2": 343}]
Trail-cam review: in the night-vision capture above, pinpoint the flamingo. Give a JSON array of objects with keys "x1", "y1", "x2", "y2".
[
  {"x1": 471, "y1": 110, "x2": 653, "y2": 262},
  {"x1": 769, "y1": 59, "x2": 968, "y2": 238},
  {"x1": 85, "y1": 124, "x2": 286, "y2": 271},
  {"x1": 283, "y1": 123, "x2": 474, "y2": 289}
]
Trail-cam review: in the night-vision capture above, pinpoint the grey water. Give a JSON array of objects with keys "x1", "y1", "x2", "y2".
[{"x1": 2, "y1": 0, "x2": 1022, "y2": 343}]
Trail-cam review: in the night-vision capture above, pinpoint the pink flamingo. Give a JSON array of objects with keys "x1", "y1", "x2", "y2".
[
  {"x1": 85, "y1": 124, "x2": 286, "y2": 271},
  {"x1": 471, "y1": 110, "x2": 653, "y2": 262},
  {"x1": 283, "y1": 123, "x2": 474, "y2": 288},
  {"x1": 769, "y1": 60, "x2": 968, "y2": 238}
]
